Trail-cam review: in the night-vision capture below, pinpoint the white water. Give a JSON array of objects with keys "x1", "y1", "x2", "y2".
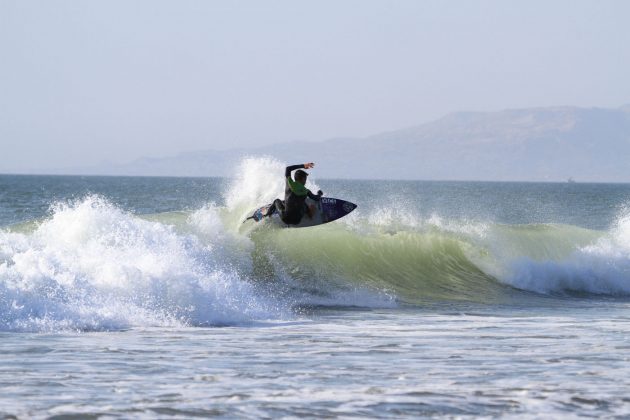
[
  {"x1": 0, "y1": 196, "x2": 285, "y2": 331},
  {"x1": 505, "y1": 211, "x2": 630, "y2": 295}
]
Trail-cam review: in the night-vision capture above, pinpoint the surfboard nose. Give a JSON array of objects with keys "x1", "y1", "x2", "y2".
[{"x1": 342, "y1": 201, "x2": 357, "y2": 213}]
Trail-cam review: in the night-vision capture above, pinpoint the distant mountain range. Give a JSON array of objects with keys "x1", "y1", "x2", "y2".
[{"x1": 60, "y1": 105, "x2": 630, "y2": 182}]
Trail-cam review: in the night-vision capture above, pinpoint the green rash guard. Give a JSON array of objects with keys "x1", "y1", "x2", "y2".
[{"x1": 287, "y1": 176, "x2": 308, "y2": 196}]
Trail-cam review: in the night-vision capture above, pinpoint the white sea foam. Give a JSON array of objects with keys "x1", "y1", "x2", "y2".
[
  {"x1": 0, "y1": 196, "x2": 283, "y2": 332},
  {"x1": 503, "y1": 212, "x2": 630, "y2": 295},
  {"x1": 224, "y1": 156, "x2": 287, "y2": 213}
]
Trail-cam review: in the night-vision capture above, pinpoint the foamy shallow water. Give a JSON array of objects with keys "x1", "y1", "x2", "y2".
[{"x1": 2, "y1": 303, "x2": 630, "y2": 418}]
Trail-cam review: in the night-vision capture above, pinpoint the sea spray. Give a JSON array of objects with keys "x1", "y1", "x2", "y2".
[{"x1": 0, "y1": 196, "x2": 284, "y2": 331}]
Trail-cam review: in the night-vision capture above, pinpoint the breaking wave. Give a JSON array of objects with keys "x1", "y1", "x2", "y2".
[{"x1": 1, "y1": 157, "x2": 629, "y2": 332}]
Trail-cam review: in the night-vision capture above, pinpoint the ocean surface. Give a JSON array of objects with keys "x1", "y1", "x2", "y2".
[{"x1": 2, "y1": 157, "x2": 630, "y2": 418}]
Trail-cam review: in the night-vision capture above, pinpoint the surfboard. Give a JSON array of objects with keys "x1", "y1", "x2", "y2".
[{"x1": 247, "y1": 197, "x2": 357, "y2": 228}]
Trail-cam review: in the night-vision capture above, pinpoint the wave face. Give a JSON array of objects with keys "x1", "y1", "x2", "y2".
[{"x1": 1, "y1": 157, "x2": 630, "y2": 331}]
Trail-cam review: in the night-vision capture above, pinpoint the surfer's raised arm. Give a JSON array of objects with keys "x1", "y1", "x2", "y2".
[
  {"x1": 285, "y1": 163, "x2": 315, "y2": 178},
  {"x1": 284, "y1": 163, "x2": 323, "y2": 199}
]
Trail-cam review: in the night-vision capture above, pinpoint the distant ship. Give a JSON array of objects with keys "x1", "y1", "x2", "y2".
[{"x1": 567, "y1": 177, "x2": 576, "y2": 183}]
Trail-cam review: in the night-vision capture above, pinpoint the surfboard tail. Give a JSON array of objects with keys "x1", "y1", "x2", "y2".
[{"x1": 246, "y1": 203, "x2": 274, "y2": 223}]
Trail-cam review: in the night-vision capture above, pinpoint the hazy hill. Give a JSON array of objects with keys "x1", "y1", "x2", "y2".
[{"x1": 64, "y1": 105, "x2": 630, "y2": 182}]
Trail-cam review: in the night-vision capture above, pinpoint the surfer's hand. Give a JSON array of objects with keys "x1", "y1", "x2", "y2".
[
  {"x1": 317, "y1": 190, "x2": 323, "y2": 196},
  {"x1": 304, "y1": 162, "x2": 315, "y2": 169}
]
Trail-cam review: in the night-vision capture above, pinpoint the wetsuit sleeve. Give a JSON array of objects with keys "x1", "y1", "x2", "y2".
[{"x1": 285, "y1": 164, "x2": 305, "y2": 178}]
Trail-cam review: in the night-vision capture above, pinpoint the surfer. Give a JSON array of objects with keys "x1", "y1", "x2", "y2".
[{"x1": 269, "y1": 162, "x2": 323, "y2": 225}]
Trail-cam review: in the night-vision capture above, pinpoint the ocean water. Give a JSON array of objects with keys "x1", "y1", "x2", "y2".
[{"x1": 2, "y1": 157, "x2": 630, "y2": 418}]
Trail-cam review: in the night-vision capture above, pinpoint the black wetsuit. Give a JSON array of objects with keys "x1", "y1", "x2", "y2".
[{"x1": 272, "y1": 164, "x2": 321, "y2": 225}]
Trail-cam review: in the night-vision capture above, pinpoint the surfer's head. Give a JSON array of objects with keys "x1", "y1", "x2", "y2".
[{"x1": 295, "y1": 169, "x2": 308, "y2": 184}]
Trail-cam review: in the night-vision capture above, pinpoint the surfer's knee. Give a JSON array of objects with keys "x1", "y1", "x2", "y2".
[
  {"x1": 306, "y1": 204, "x2": 316, "y2": 219},
  {"x1": 273, "y1": 199, "x2": 285, "y2": 211}
]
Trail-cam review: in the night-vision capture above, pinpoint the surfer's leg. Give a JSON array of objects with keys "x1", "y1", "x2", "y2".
[
  {"x1": 304, "y1": 203, "x2": 315, "y2": 219},
  {"x1": 271, "y1": 199, "x2": 285, "y2": 218}
]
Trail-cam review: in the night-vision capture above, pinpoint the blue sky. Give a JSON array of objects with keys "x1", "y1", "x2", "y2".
[{"x1": 1, "y1": 0, "x2": 629, "y2": 172}]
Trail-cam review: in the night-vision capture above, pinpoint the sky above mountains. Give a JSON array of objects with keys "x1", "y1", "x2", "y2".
[{"x1": 1, "y1": 0, "x2": 630, "y2": 173}]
